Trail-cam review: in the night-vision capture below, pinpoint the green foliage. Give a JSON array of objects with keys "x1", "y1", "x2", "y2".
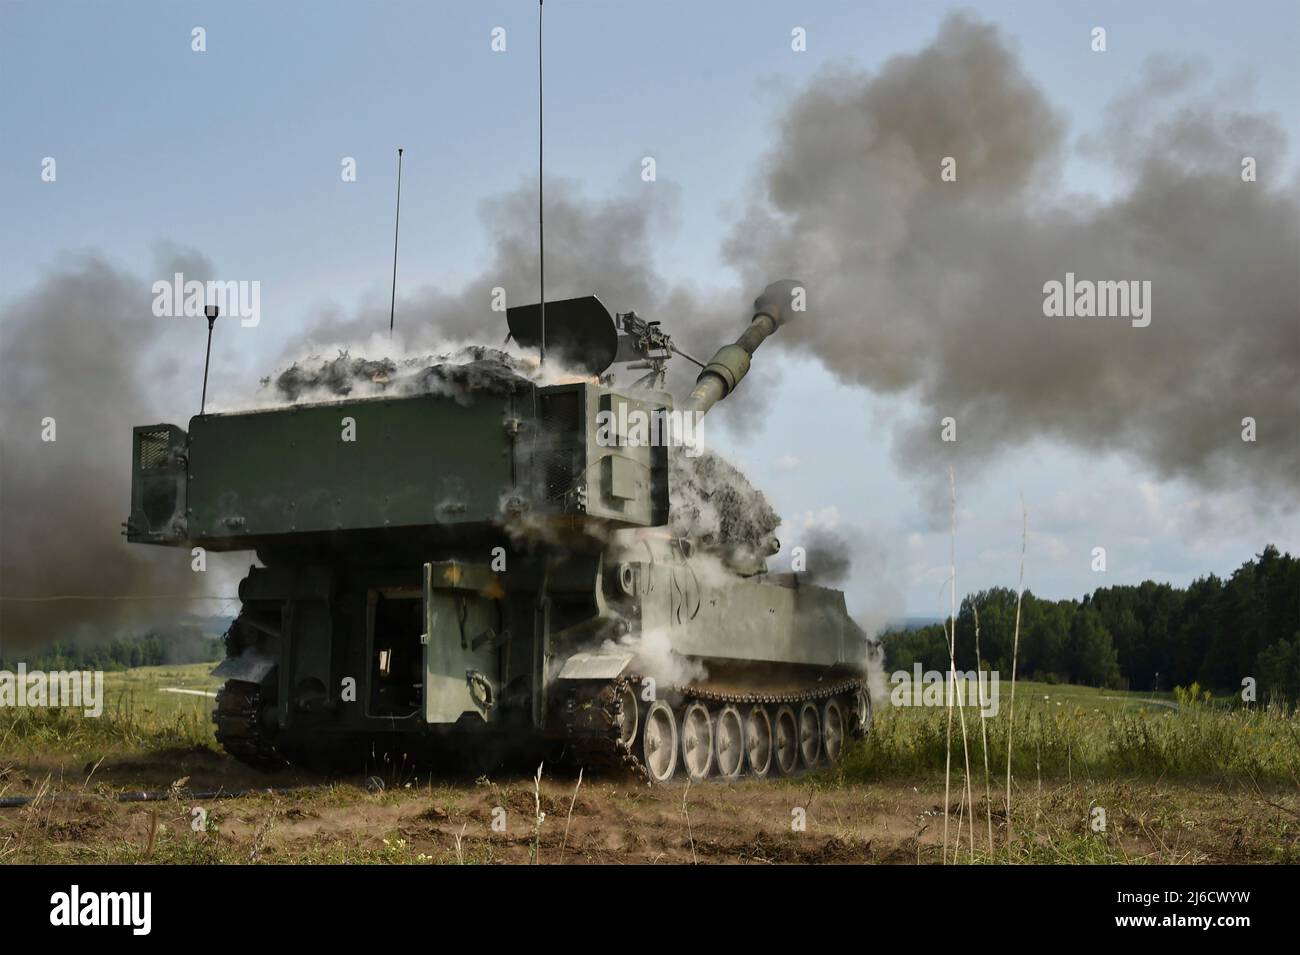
[
  {"x1": 0, "y1": 628, "x2": 223, "y2": 673},
  {"x1": 1257, "y1": 638, "x2": 1300, "y2": 702},
  {"x1": 1172, "y1": 682, "x2": 1212, "y2": 707},
  {"x1": 882, "y1": 545, "x2": 1299, "y2": 696}
]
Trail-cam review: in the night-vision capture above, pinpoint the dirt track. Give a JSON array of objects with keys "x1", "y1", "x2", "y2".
[{"x1": 2, "y1": 747, "x2": 1297, "y2": 864}]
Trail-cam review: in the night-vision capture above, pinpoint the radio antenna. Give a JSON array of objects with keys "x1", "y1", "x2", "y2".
[
  {"x1": 538, "y1": 0, "x2": 545, "y2": 365},
  {"x1": 200, "y1": 305, "x2": 219, "y2": 416},
  {"x1": 389, "y1": 146, "x2": 404, "y2": 336}
]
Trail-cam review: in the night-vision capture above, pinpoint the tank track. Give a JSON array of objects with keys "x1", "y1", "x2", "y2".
[
  {"x1": 557, "y1": 674, "x2": 870, "y2": 783},
  {"x1": 213, "y1": 680, "x2": 289, "y2": 770},
  {"x1": 563, "y1": 677, "x2": 651, "y2": 782},
  {"x1": 215, "y1": 673, "x2": 872, "y2": 779}
]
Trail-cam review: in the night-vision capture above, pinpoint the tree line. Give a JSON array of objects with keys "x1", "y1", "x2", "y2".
[
  {"x1": 881, "y1": 545, "x2": 1299, "y2": 698},
  {"x1": 0, "y1": 628, "x2": 223, "y2": 672}
]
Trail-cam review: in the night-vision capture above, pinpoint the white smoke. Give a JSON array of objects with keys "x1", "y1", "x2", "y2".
[{"x1": 602, "y1": 627, "x2": 708, "y2": 688}]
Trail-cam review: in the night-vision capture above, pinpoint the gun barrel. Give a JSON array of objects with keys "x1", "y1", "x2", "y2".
[{"x1": 681, "y1": 279, "x2": 803, "y2": 417}]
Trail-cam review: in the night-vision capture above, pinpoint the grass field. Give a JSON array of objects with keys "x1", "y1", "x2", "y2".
[
  {"x1": 0, "y1": 662, "x2": 221, "y2": 758},
  {"x1": 847, "y1": 679, "x2": 1300, "y2": 784},
  {"x1": 8, "y1": 669, "x2": 1294, "y2": 784},
  {"x1": 1, "y1": 666, "x2": 1297, "y2": 864}
]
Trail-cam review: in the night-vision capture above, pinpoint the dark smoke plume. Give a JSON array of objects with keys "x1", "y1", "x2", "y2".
[
  {"x1": 725, "y1": 13, "x2": 1299, "y2": 514},
  {"x1": 0, "y1": 178, "x2": 760, "y2": 651},
  {"x1": 798, "y1": 526, "x2": 855, "y2": 586},
  {"x1": 0, "y1": 249, "x2": 241, "y2": 653}
]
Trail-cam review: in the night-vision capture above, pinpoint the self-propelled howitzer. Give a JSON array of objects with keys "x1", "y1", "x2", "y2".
[{"x1": 126, "y1": 281, "x2": 870, "y2": 780}]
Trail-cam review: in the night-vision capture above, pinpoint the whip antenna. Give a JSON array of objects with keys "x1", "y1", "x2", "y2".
[
  {"x1": 389, "y1": 146, "x2": 404, "y2": 336},
  {"x1": 538, "y1": 0, "x2": 545, "y2": 364},
  {"x1": 199, "y1": 305, "x2": 219, "y2": 416}
]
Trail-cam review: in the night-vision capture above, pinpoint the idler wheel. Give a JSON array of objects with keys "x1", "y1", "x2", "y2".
[{"x1": 851, "y1": 687, "x2": 873, "y2": 738}]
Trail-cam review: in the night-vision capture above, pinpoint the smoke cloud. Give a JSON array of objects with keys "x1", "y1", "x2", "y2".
[
  {"x1": 725, "y1": 13, "x2": 1299, "y2": 514},
  {"x1": 0, "y1": 248, "x2": 243, "y2": 652},
  {"x1": 299, "y1": 180, "x2": 712, "y2": 354},
  {"x1": 797, "y1": 525, "x2": 855, "y2": 587},
  {"x1": 780, "y1": 509, "x2": 905, "y2": 640},
  {"x1": 287, "y1": 177, "x2": 778, "y2": 430}
]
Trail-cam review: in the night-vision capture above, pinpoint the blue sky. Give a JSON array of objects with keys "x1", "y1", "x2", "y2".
[{"x1": 3, "y1": 0, "x2": 1297, "y2": 623}]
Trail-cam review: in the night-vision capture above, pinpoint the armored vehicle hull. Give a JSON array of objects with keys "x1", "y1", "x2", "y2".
[{"x1": 127, "y1": 285, "x2": 871, "y2": 780}]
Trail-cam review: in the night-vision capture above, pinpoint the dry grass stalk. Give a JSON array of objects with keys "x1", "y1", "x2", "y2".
[
  {"x1": 1005, "y1": 499, "x2": 1027, "y2": 860},
  {"x1": 10, "y1": 774, "x2": 50, "y2": 861},
  {"x1": 559, "y1": 768, "x2": 583, "y2": 861},
  {"x1": 145, "y1": 808, "x2": 158, "y2": 857},
  {"x1": 530, "y1": 761, "x2": 545, "y2": 864},
  {"x1": 941, "y1": 469, "x2": 975, "y2": 863},
  {"x1": 953, "y1": 785, "x2": 965, "y2": 860},
  {"x1": 83, "y1": 755, "x2": 106, "y2": 787},
  {"x1": 453, "y1": 823, "x2": 468, "y2": 864},
  {"x1": 248, "y1": 809, "x2": 277, "y2": 863},
  {"x1": 942, "y1": 568, "x2": 955, "y2": 850},
  {"x1": 681, "y1": 778, "x2": 697, "y2": 865},
  {"x1": 973, "y1": 606, "x2": 994, "y2": 854}
]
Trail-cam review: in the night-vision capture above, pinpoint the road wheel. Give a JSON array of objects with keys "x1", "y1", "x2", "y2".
[
  {"x1": 798, "y1": 702, "x2": 821, "y2": 769},
  {"x1": 822, "y1": 698, "x2": 845, "y2": 764},
  {"x1": 642, "y1": 700, "x2": 678, "y2": 783},
  {"x1": 680, "y1": 701, "x2": 714, "y2": 781},
  {"x1": 773, "y1": 705, "x2": 799, "y2": 775},
  {"x1": 714, "y1": 705, "x2": 745, "y2": 779},
  {"x1": 745, "y1": 705, "x2": 773, "y2": 777},
  {"x1": 616, "y1": 684, "x2": 639, "y2": 752}
]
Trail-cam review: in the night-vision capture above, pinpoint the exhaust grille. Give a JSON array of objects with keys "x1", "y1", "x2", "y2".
[{"x1": 138, "y1": 429, "x2": 172, "y2": 469}]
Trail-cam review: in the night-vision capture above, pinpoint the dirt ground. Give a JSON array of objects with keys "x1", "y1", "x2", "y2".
[{"x1": 2, "y1": 747, "x2": 1297, "y2": 864}]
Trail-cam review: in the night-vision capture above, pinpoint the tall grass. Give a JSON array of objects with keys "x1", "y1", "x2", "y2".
[
  {"x1": 843, "y1": 694, "x2": 1300, "y2": 784},
  {"x1": 0, "y1": 691, "x2": 214, "y2": 758}
]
